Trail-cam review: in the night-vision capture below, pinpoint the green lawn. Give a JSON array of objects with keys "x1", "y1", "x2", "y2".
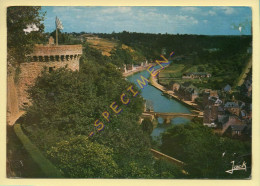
[
  {"x1": 159, "y1": 64, "x2": 185, "y2": 78},
  {"x1": 158, "y1": 59, "x2": 239, "y2": 90}
]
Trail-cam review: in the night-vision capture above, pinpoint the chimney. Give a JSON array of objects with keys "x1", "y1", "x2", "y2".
[{"x1": 48, "y1": 36, "x2": 54, "y2": 45}]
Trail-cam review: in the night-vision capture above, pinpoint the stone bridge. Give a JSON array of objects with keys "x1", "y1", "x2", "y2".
[{"x1": 142, "y1": 111, "x2": 203, "y2": 125}]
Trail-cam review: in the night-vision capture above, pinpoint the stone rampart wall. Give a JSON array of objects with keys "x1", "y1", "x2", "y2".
[{"x1": 17, "y1": 60, "x2": 79, "y2": 108}]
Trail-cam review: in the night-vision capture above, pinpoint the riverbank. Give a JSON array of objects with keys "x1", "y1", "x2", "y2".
[
  {"x1": 149, "y1": 74, "x2": 203, "y2": 114},
  {"x1": 123, "y1": 63, "x2": 159, "y2": 77},
  {"x1": 123, "y1": 66, "x2": 147, "y2": 77}
]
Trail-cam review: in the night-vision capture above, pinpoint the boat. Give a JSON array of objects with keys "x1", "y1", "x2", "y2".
[{"x1": 161, "y1": 91, "x2": 171, "y2": 98}]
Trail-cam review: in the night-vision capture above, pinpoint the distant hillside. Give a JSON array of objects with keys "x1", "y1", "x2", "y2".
[
  {"x1": 86, "y1": 37, "x2": 118, "y2": 56},
  {"x1": 85, "y1": 36, "x2": 146, "y2": 64},
  {"x1": 91, "y1": 32, "x2": 251, "y2": 90},
  {"x1": 97, "y1": 31, "x2": 252, "y2": 61}
]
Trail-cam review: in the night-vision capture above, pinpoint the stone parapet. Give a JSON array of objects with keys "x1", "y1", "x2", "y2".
[
  {"x1": 25, "y1": 44, "x2": 82, "y2": 62},
  {"x1": 31, "y1": 44, "x2": 82, "y2": 56}
]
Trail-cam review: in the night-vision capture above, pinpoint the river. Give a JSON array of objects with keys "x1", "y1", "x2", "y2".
[{"x1": 127, "y1": 62, "x2": 191, "y2": 140}]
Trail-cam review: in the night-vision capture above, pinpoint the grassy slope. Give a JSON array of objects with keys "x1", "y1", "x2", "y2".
[
  {"x1": 86, "y1": 37, "x2": 145, "y2": 63},
  {"x1": 7, "y1": 125, "x2": 45, "y2": 178},
  {"x1": 87, "y1": 38, "x2": 118, "y2": 56},
  {"x1": 13, "y1": 124, "x2": 64, "y2": 178}
]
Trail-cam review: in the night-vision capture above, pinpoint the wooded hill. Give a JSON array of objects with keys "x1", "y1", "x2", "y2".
[
  {"x1": 97, "y1": 31, "x2": 251, "y2": 61},
  {"x1": 97, "y1": 31, "x2": 252, "y2": 89}
]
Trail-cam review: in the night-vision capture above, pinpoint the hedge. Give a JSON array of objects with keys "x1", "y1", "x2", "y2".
[{"x1": 14, "y1": 124, "x2": 64, "y2": 178}]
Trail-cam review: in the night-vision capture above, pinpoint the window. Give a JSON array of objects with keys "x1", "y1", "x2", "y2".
[
  {"x1": 49, "y1": 66, "x2": 56, "y2": 73},
  {"x1": 49, "y1": 67, "x2": 53, "y2": 73}
]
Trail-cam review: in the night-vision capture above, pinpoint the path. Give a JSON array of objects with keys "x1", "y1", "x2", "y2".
[{"x1": 236, "y1": 58, "x2": 252, "y2": 87}]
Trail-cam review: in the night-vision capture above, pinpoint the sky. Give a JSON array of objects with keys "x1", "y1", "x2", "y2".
[{"x1": 41, "y1": 6, "x2": 252, "y2": 35}]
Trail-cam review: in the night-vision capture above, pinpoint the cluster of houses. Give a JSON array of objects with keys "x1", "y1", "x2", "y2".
[
  {"x1": 243, "y1": 78, "x2": 252, "y2": 97},
  {"x1": 171, "y1": 77, "x2": 252, "y2": 139},
  {"x1": 172, "y1": 82, "x2": 199, "y2": 102},
  {"x1": 120, "y1": 61, "x2": 148, "y2": 74},
  {"x1": 182, "y1": 72, "x2": 211, "y2": 79},
  {"x1": 202, "y1": 84, "x2": 252, "y2": 139}
]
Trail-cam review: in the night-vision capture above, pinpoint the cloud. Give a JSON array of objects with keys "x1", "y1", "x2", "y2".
[
  {"x1": 135, "y1": 10, "x2": 168, "y2": 21},
  {"x1": 203, "y1": 20, "x2": 208, "y2": 23},
  {"x1": 221, "y1": 7, "x2": 235, "y2": 15},
  {"x1": 180, "y1": 7, "x2": 217, "y2": 17},
  {"x1": 118, "y1": 7, "x2": 132, "y2": 13},
  {"x1": 213, "y1": 7, "x2": 236, "y2": 15},
  {"x1": 52, "y1": 7, "x2": 84, "y2": 13},
  {"x1": 175, "y1": 15, "x2": 199, "y2": 25},
  {"x1": 180, "y1": 7, "x2": 199, "y2": 12},
  {"x1": 208, "y1": 10, "x2": 216, "y2": 16},
  {"x1": 101, "y1": 7, "x2": 132, "y2": 14},
  {"x1": 192, "y1": 19, "x2": 199, "y2": 24}
]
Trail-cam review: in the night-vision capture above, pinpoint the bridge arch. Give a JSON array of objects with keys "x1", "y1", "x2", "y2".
[{"x1": 143, "y1": 111, "x2": 202, "y2": 125}]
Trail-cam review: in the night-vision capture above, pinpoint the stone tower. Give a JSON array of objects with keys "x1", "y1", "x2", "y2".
[{"x1": 16, "y1": 38, "x2": 82, "y2": 108}]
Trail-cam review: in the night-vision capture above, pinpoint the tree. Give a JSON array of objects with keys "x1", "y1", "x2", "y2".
[
  {"x1": 81, "y1": 42, "x2": 109, "y2": 66},
  {"x1": 197, "y1": 66, "x2": 205, "y2": 72},
  {"x1": 160, "y1": 122, "x2": 251, "y2": 178},
  {"x1": 110, "y1": 47, "x2": 134, "y2": 67},
  {"x1": 47, "y1": 136, "x2": 119, "y2": 178},
  {"x1": 49, "y1": 30, "x2": 81, "y2": 45},
  {"x1": 7, "y1": 6, "x2": 45, "y2": 65},
  {"x1": 141, "y1": 118, "x2": 154, "y2": 135},
  {"x1": 21, "y1": 62, "x2": 155, "y2": 178},
  {"x1": 153, "y1": 159, "x2": 184, "y2": 178}
]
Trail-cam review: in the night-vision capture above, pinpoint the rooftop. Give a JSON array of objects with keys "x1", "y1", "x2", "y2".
[
  {"x1": 230, "y1": 125, "x2": 247, "y2": 131},
  {"x1": 224, "y1": 102, "x2": 239, "y2": 108},
  {"x1": 223, "y1": 84, "x2": 231, "y2": 92}
]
